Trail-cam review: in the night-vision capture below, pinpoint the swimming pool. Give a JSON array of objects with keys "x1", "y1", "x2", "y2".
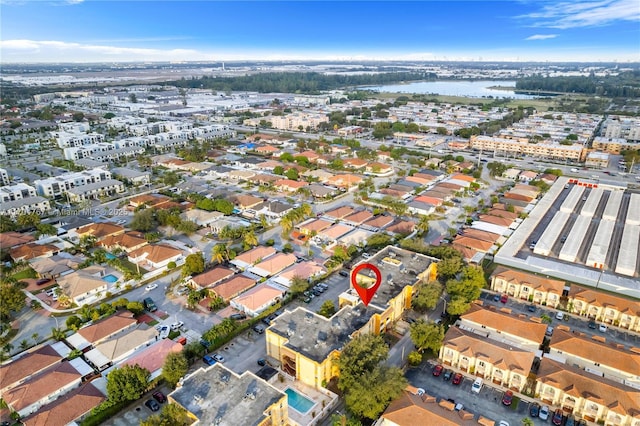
[
  {"x1": 105, "y1": 253, "x2": 116, "y2": 260},
  {"x1": 285, "y1": 388, "x2": 315, "y2": 414},
  {"x1": 102, "y1": 274, "x2": 118, "y2": 283}
]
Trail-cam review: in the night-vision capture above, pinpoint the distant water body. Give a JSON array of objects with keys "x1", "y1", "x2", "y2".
[{"x1": 363, "y1": 80, "x2": 542, "y2": 99}]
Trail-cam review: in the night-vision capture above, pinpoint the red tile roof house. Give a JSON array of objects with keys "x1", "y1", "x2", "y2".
[
  {"x1": 9, "y1": 242, "x2": 60, "y2": 262},
  {"x1": 3, "y1": 359, "x2": 91, "y2": 418},
  {"x1": 230, "y1": 246, "x2": 277, "y2": 271},
  {"x1": 188, "y1": 266, "x2": 235, "y2": 292},
  {"x1": 254, "y1": 144, "x2": 281, "y2": 156},
  {"x1": 325, "y1": 205, "x2": 355, "y2": 219},
  {"x1": 273, "y1": 179, "x2": 309, "y2": 192},
  {"x1": 209, "y1": 275, "x2": 257, "y2": 302},
  {"x1": 342, "y1": 210, "x2": 374, "y2": 225},
  {"x1": 342, "y1": 158, "x2": 368, "y2": 169},
  {"x1": 65, "y1": 311, "x2": 138, "y2": 352},
  {"x1": 248, "y1": 253, "x2": 297, "y2": 278},
  {"x1": 272, "y1": 261, "x2": 326, "y2": 287},
  {"x1": 21, "y1": 382, "x2": 105, "y2": 426},
  {"x1": 122, "y1": 338, "x2": 184, "y2": 380},
  {"x1": 0, "y1": 231, "x2": 34, "y2": 249},
  {"x1": 0, "y1": 344, "x2": 67, "y2": 394},
  {"x1": 297, "y1": 150, "x2": 320, "y2": 163},
  {"x1": 98, "y1": 231, "x2": 148, "y2": 253},
  {"x1": 230, "y1": 283, "x2": 285, "y2": 317},
  {"x1": 127, "y1": 243, "x2": 183, "y2": 270}
]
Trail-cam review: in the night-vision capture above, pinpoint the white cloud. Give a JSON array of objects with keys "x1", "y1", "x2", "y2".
[
  {"x1": 525, "y1": 34, "x2": 558, "y2": 40},
  {"x1": 521, "y1": 0, "x2": 640, "y2": 29}
]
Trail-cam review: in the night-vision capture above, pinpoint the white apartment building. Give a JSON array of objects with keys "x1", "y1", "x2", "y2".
[
  {"x1": 0, "y1": 196, "x2": 51, "y2": 218},
  {"x1": 67, "y1": 179, "x2": 125, "y2": 202},
  {"x1": 0, "y1": 183, "x2": 37, "y2": 203},
  {"x1": 245, "y1": 112, "x2": 329, "y2": 131},
  {"x1": 59, "y1": 122, "x2": 90, "y2": 134},
  {"x1": 106, "y1": 116, "x2": 147, "y2": 130},
  {"x1": 0, "y1": 168, "x2": 10, "y2": 186},
  {"x1": 63, "y1": 143, "x2": 144, "y2": 162},
  {"x1": 470, "y1": 135, "x2": 585, "y2": 161},
  {"x1": 34, "y1": 168, "x2": 113, "y2": 198},
  {"x1": 602, "y1": 116, "x2": 640, "y2": 142},
  {"x1": 0, "y1": 144, "x2": 7, "y2": 158},
  {"x1": 55, "y1": 132, "x2": 105, "y2": 148}
]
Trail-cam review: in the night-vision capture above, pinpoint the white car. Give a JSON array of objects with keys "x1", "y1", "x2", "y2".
[
  {"x1": 159, "y1": 326, "x2": 170, "y2": 339},
  {"x1": 170, "y1": 321, "x2": 184, "y2": 331},
  {"x1": 539, "y1": 405, "x2": 550, "y2": 421},
  {"x1": 599, "y1": 323, "x2": 608, "y2": 332},
  {"x1": 555, "y1": 311, "x2": 564, "y2": 320},
  {"x1": 471, "y1": 378, "x2": 483, "y2": 394},
  {"x1": 145, "y1": 283, "x2": 158, "y2": 291}
]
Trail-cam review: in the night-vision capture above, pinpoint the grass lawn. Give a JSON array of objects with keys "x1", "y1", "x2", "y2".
[
  {"x1": 11, "y1": 267, "x2": 37, "y2": 281},
  {"x1": 120, "y1": 259, "x2": 149, "y2": 275}
]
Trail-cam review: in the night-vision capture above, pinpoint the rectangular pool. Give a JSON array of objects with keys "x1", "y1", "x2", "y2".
[
  {"x1": 285, "y1": 388, "x2": 315, "y2": 414},
  {"x1": 102, "y1": 274, "x2": 118, "y2": 283}
]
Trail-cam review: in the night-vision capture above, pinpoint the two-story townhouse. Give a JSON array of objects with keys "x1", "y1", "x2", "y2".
[{"x1": 491, "y1": 266, "x2": 567, "y2": 307}]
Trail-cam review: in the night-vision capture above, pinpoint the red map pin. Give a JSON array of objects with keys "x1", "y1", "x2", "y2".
[{"x1": 351, "y1": 263, "x2": 382, "y2": 307}]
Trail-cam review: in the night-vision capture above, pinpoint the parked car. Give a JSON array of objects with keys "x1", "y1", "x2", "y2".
[
  {"x1": 152, "y1": 391, "x2": 166, "y2": 403},
  {"x1": 257, "y1": 358, "x2": 266, "y2": 366},
  {"x1": 527, "y1": 305, "x2": 536, "y2": 312},
  {"x1": 252, "y1": 325, "x2": 265, "y2": 334},
  {"x1": 498, "y1": 422, "x2": 509, "y2": 426},
  {"x1": 159, "y1": 326, "x2": 170, "y2": 339},
  {"x1": 555, "y1": 311, "x2": 565, "y2": 320},
  {"x1": 539, "y1": 405, "x2": 550, "y2": 421},
  {"x1": 452, "y1": 373, "x2": 463, "y2": 385},
  {"x1": 212, "y1": 353, "x2": 225, "y2": 363},
  {"x1": 501, "y1": 390, "x2": 513, "y2": 406},
  {"x1": 339, "y1": 270, "x2": 349, "y2": 277},
  {"x1": 230, "y1": 313, "x2": 247, "y2": 321},
  {"x1": 493, "y1": 294, "x2": 501, "y2": 302},
  {"x1": 203, "y1": 355, "x2": 216, "y2": 366},
  {"x1": 546, "y1": 326, "x2": 554, "y2": 336},
  {"x1": 36, "y1": 278, "x2": 50, "y2": 285},
  {"x1": 552, "y1": 408, "x2": 564, "y2": 425},
  {"x1": 565, "y1": 415, "x2": 575, "y2": 426},
  {"x1": 500, "y1": 294, "x2": 508, "y2": 303},
  {"x1": 432, "y1": 364, "x2": 444, "y2": 377},
  {"x1": 471, "y1": 378, "x2": 483, "y2": 394},
  {"x1": 170, "y1": 321, "x2": 184, "y2": 331},
  {"x1": 145, "y1": 399, "x2": 160, "y2": 412},
  {"x1": 145, "y1": 283, "x2": 158, "y2": 291},
  {"x1": 588, "y1": 320, "x2": 597, "y2": 329},
  {"x1": 443, "y1": 369, "x2": 453, "y2": 381},
  {"x1": 599, "y1": 323, "x2": 608, "y2": 332},
  {"x1": 529, "y1": 402, "x2": 540, "y2": 418}
]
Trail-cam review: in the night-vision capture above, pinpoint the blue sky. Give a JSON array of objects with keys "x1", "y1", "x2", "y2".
[{"x1": 1, "y1": 1, "x2": 639, "y2": 63}]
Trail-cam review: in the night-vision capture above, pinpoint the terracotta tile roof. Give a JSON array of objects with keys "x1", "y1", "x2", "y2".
[
  {"x1": 462, "y1": 229, "x2": 500, "y2": 243},
  {"x1": 0, "y1": 346, "x2": 62, "y2": 392},
  {"x1": 326, "y1": 174, "x2": 363, "y2": 187},
  {"x1": 491, "y1": 266, "x2": 566, "y2": 293},
  {"x1": 382, "y1": 389, "x2": 477, "y2": 426},
  {"x1": 0, "y1": 231, "x2": 34, "y2": 248},
  {"x1": 343, "y1": 158, "x2": 368, "y2": 167},
  {"x1": 405, "y1": 175, "x2": 432, "y2": 185},
  {"x1": 386, "y1": 220, "x2": 415, "y2": 235},
  {"x1": 486, "y1": 209, "x2": 519, "y2": 220},
  {"x1": 129, "y1": 194, "x2": 171, "y2": 208},
  {"x1": 278, "y1": 261, "x2": 325, "y2": 281},
  {"x1": 123, "y1": 339, "x2": 183, "y2": 374},
  {"x1": 537, "y1": 358, "x2": 640, "y2": 416},
  {"x1": 98, "y1": 231, "x2": 147, "y2": 251},
  {"x1": 570, "y1": 287, "x2": 640, "y2": 316},
  {"x1": 453, "y1": 236, "x2": 494, "y2": 252},
  {"x1": 549, "y1": 329, "x2": 640, "y2": 376},
  {"x1": 300, "y1": 219, "x2": 333, "y2": 233},
  {"x1": 320, "y1": 224, "x2": 353, "y2": 240},
  {"x1": 252, "y1": 253, "x2": 297, "y2": 275},
  {"x1": 274, "y1": 179, "x2": 309, "y2": 189},
  {"x1": 452, "y1": 245, "x2": 479, "y2": 262},
  {"x1": 413, "y1": 172, "x2": 437, "y2": 181},
  {"x1": 363, "y1": 215, "x2": 394, "y2": 229},
  {"x1": 366, "y1": 161, "x2": 392, "y2": 171},
  {"x1": 228, "y1": 194, "x2": 264, "y2": 208},
  {"x1": 479, "y1": 215, "x2": 513, "y2": 227},
  {"x1": 233, "y1": 283, "x2": 284, "y2": 311},
  {"x1": 58, "y1": 271, "x2": 107, "y2": 299},
  {"x1": 325, "y1": 206, "x2": 355, "y2": 219},
  {"x1": 450, "y1": 173, "x2": 475, "y2": 182},
  {"x1": 21, "y1": 383, "x2": 105, "y2": 426},
  {"x1": 210, "y1": 275, "x2": 257, "y2": 301},
  {"x1": 443, "y1": 327, "x2": 535, "y2": 374},
  {"x1": 9, "y1": 243, "x2": 59, "y2": 261},
  {"x1": 76, "y1": 311, "x2": 137, "y2": 344},
  {"x1": 191, "y1": 266, "x2": 235, "y2": 288},
  {"x1": 437, "y1": 182, "x2": 463, "y2": 191},
  {"x1": 380, "y1": 188, "x2": 408, "y2": 197},
  {"x1": 461, "y1": 303, "x2": 547, "y2": 344},
  {"x1": 255, "y1": 145, "x2": 279, "y2": 153},
  {"x1": 493, "y1": 203, "x2": 524, "y2": 213},
  {"x1": 343, "y1": 210, "x2": 374, "y2": 224},
  {"x1": 128, "y1": 243, "x2": 182, "y2": 264},
  {"x1": 76, "y1": 222, "x2": 125, "y2": 240},
  {"x1": 3, "y1": 362, "x2": 82, "y2": 412},
  {"x1": 298, "y1": 150, "x2": 320, "y2": 160},
  {"x1": 414, "y1": 195, "x2": 443, "y2": 206},
  {"x1": 233, "y1": 246, "x2": 276, "y2": 265}
]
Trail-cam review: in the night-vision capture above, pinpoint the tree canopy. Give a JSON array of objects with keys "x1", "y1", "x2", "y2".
[
  {"x1": 162, "y1": 352, "x2": 189, "y2": 388},
  {"x1": 106, "y1": 365, "x2": 150, "y2": 404},
  {"x1": 410, "y1": 320, "x2": 445, "y2": 353}
]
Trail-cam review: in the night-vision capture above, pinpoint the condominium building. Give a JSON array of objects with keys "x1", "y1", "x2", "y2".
[
  {"x1": 66, "y1": 179, "x2": 125, "y2": 202},
  {"x1": 0, "y1": 197, "x2": 50, "y2": 218},
  {"x1": 602, "y1": 116, "x2": 640, "y2": 142},
  {"x1": 0, "y1": 168, "x2": 10, "y2": 186},
  {"x1": 55, "y1": 132, "x2": 105, "y2": 148},
  {"x1": 592, "y1": 136, "x2": 640, "y2": 154},
  {"x1": 0, "y1": 183, "x2": 37, "y2": 203},
  {"x1": 34, "y1": 168, "x2": 113, "y2": 198},
  {"x1": 470, "y1": 135, "x2": 585, "y2": 161}
]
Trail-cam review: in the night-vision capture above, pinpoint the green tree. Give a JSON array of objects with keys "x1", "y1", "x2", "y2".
[
  {"x1": 437, "y1": 256, "x2": 463, "y2": 281},
  {"x1": 126, "y1": 301, "x2": 145, "y2": 315},
  {"x1": 344, "y1": 365, "x2": 407, "y2": 420},
  {"x1": 0, "y1": 282, "x2": 26, "y2": 320},
  {"x1": 416, "y1": 215, "x2": 430, "y2": 237},
  {"x1": 182, "y1": 253, "x2": 205, "y2": 277},
  {"x1": 141, "y1": 404, "x2": 193, "y2": 426},
  {"x1": 211, "y1": 243, "x2": 230, "y2": 264},
  {"x1": 446, "y1": 296, "x2": 471, "y2": 316},
  {"x1": 336, "y1": 334, "x2": 389, "y2": 391},
  {"x1": 72, "y1": 112, "x2": 85, "y2": 122},
  {"x1": 66, "y1": 315, "x2": 83, "y2": 331},
  {"x1": 318, "y1": 300, "x2": 336, "y2": 318},
  {"x1": 412, "y1": 281, "x2": 444, "y2": 312},
  {"x1": 35, "y1": 223, "x2": 57, "y2": 238},
  {"x1": 273, "y1": 165, "x2": 284, "y2": 175},
  {"x1": 410, "y1": 320, "x2": 445, "y2": 353},
  {"x1": 446, "y1": 266, "x2": 486, "y2": 302},
  {"x1": 162, "y1": 352, "x2": 189, "y2": 388},
  {"x1": 51, "y1": 327, "x2": 66, "y2": 341},
  {"x1": 106, "y1": 365, "x2": 150, "y2": 403},
  {"x1": 16, "y1": 212, "x2": 40, "y2": 228},
  {"x1": 285, "y1": 168, "x2": 299, "y2": 180},
  {"x1": 366, "y1": 233, "x2": 393, "y2": 249},
  {"x1": 130, "y1": 208, "x2": 157, "y2": 232},
  {"x1": 104, "y1": 112, "x2": 116, "y2": 119},
  {"x1": 289, "y1": 276, "x2": 309, "y2": 295},
  {"x1": 243, "y1": 230, "x2": 259, "y2": 248},
  {"x1": 407, "y1": 350, "x2": 422, "y2": 366},
  {"x1": 163, "y1": 171, "x2": 180, "y2": 186}
]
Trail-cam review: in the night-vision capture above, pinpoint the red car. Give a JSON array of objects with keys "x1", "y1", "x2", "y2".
[
  {"x1": 452, "y1": 373, "x2": 463, "y2": 385},
  {"x1": 552, "y1": 409, "x2": 564, "y2": 425},
  {"x1": 432, "y1": 364, "x2": 444, "y2": 377},
  {"x1": 500, "y1": 294, "x2": 508, "y2": 303},
  {"x1": 501, "y1": 390, "x2": 513, "y2": 406},
  {"x1": 152, "y1": 391, "x2": 166, "y2": 403}
]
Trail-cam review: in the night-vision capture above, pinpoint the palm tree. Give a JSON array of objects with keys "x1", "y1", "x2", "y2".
[
  {"x1": 259, "y1": 214, "x2": 269, "y2": 230},
  {"x1": 211, "y1": 244, "x2": 229, "y2": 264},
  {"x1": 51, "y1": 327, "x2": 66, "y2": 341},
  {"x1": 3, "y1": 342, "x2": 14, "y2": 354},
  {"x1": 31, "y1": 332, "x2": 40, "y2": 343},
  {"x1": 78, "y1": 305, "x2": 93, "y2": 322},
  {"x1": 243, "y1": 230, "x2": 258, "y2": 248},
  {"x1": 19, "y1": 339, "x2": 29, "y2": 350},
  {"x1": 416, "y1": 215, "x2": 430, "y2": 237}
]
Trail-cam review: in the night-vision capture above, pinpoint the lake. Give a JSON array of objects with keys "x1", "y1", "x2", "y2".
[{"x1": 363, "y1": 80, "x2": 542, "y2": 99}]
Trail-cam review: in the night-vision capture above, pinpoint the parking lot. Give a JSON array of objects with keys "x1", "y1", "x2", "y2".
[
  {"x1": 406, "y1": 361, "x2": 548, "y2": 425},
  {"x1": 102, "y1": 385, "x2": 172, "y2": 426}
]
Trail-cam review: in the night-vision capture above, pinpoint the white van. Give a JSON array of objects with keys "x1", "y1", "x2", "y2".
[{"x1": 471, "y1": 378, "x2": 483, "y2": 394}]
